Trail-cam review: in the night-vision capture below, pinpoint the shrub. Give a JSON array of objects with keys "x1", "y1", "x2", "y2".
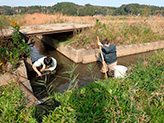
[{"x1": 0, "y1": 21, "x2": 31, "y2": 73}]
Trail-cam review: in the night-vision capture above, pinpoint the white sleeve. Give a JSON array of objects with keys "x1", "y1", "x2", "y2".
[
  {"x1": 33, "y1": 60, "x2": 41, "y2": 67},
  {"x1": 32, "y1": 57, "x2": 45, "y2": 67},
  {"x1": 42, "y1": 64, "x2": 46, "y2": 70},
  {"x1": 49, "y1": 57, "x2": 57, "y2": 71}
]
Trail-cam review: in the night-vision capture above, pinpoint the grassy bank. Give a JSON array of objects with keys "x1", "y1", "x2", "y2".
[
  {"x1": 0, "y1": 82, "x2": 36, "y2": 122},
  {"x1": 66, "y1": 19, "x2": 164, "y2": 49},
  {"x1": 0, "y1": 50, "x2": 163, "y2": 122},
  {"x1": 43, "y1": 50, "x2": 164, "y2": 122}
]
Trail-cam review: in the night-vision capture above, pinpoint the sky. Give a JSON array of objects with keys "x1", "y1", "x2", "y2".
[{"x1": 0, "y1": 0, "x2": 164, "y2": 7}]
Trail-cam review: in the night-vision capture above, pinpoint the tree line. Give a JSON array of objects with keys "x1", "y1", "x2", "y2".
[{"x1": 0, "y1": 2, "x2": 163, "y2": 16}]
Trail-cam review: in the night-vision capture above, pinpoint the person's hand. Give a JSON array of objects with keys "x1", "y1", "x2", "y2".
[
  {"x1": 102, "y1": 61, "x2": 106, "y2": 65},
  {"x1": 98, "y1": 41, "x2": 103, "y2": 46},
  {"x1": 37, "y1": 72, "x2": 42, "y2": 77}
]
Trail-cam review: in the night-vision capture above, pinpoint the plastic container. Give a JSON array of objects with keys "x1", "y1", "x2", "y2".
[{"x1": 114, "y1": 65, "x2": 127, "y2": 78}]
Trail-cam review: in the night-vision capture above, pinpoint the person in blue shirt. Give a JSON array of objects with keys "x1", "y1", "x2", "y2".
[{"x1": 98, "y1": 39, "x2": 117, "y2": 77}]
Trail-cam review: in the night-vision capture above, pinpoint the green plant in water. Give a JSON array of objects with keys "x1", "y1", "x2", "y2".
[
  {"x1": 32, "y1": 70, "x2": 61, "y2": 122},
  {"x1": 55, "y1": 64, "x2": 79, "y2": 91},
  {"x1": 62, "y1": 64, "x2": 79, "y2": 91},
  {"x1": 87, "y1": 64, "x2": 97, "y2": 81},
  {"x1": 34, "y1": 71, "x2": 56, "y2": 96},
  {"x1": 32, "y1": 64, "x2": 79, "y2": 122}
]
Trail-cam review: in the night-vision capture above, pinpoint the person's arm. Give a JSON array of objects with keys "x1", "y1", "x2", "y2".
[
  {"x1": 98, "y1": 41, "x2": 107, "y2": 65},
  {"x1": 40, "y1": 68, "x2": 50, "y2": 72},
  {"x1": 40, "y1": 64, "x2": 48, "y2": 72},
  {"x1": 32, "y1": 65, "x2": 42, "y2": 76}
]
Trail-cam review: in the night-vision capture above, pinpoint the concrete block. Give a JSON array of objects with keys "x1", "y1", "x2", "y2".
[
  {"x1": 0, "y1": 73, "x2": 14, "y2": 86},
  {"x1": 57, "y1": 40, "x2": 164, "y2": 64}
]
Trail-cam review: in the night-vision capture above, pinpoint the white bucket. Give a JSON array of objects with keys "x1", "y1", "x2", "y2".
[{"x1": 114, "y1": 65, "x2": 127, "y2": 78}]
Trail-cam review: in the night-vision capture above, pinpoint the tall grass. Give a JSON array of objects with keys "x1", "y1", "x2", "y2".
[
  {"x1": 0, "y1": 15, "x2": 10, "y2": 29},
  {"x1": 66, "y1": 19, "x2": 164, "y2": 49},
  {"x1": 1, "y1": 14, "x2": 163, "y2": 50}
]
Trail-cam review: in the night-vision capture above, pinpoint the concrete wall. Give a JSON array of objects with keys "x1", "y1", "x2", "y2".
[
  {"x1": 57, "y1": 40, "x2": 164, "y2": 64},
  {"x1": 0, "y1": 59, "x2": 36, "y2": 106},
  {"x1": 117, "y1": 41, "x2": 164, "y2": 57}
]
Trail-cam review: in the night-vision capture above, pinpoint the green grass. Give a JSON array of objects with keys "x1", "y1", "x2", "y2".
[
  {"x1": 42, "y1": 50, "x2": 164, "y2": 122},
  {"x1": 0, "y1": 50, "x2": 163, "y2": 122},
  {"x1": 0, "y1": 82, "x2": 37, "y2": 123}
]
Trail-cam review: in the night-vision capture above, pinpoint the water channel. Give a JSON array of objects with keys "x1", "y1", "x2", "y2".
[{"x1": 29, "y1": 40, "x2": 159, "y2": 95}]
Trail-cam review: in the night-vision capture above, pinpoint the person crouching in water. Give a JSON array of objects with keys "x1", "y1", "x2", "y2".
[
  {"x1": 32, "y1": 56, "x2": 57, "y2": 77},
  {"x1": 98, "y1": 39, "x2": 117, "y2": 77}
]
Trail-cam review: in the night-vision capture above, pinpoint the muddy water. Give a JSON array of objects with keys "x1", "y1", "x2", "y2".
[{"x1": 30, "y1": 43, "x2": 158, "y2": 93}]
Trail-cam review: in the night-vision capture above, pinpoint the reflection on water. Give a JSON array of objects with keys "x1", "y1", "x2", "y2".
[{"x1": 30, "y1": 44, "x2": 159, "y2": 93}]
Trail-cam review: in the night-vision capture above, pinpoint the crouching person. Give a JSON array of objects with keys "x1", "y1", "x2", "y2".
[{"x1": 32, "y1": 56, "x2": 57, "y2": 77}]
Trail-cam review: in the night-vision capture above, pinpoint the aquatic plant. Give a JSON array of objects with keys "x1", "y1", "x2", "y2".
[
  {"x1": 56, "y1": 64, "x2": 79, "y2": 91},
  {"x1": 87, "y1": 64, "x2": 97, "y2": 81},
  {"x1": 34, "y1": 75, "x2": 55, "y2": 97}
]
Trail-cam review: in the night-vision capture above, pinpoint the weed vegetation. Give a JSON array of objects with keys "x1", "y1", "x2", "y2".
[
  {"x1": 1, "y1": 50, "x2": 163, "y2": 122},
  {"x1": 66, "y1": 19, "x2": 164, "y2": 49},
  {"x1": 42, "y1": 50, "x2": 164, "y2": 123},
  {"x1": 0, "y1": 18, "x2": 31, "y2": 74},
  {"x1": 0, "y1": 82, "x2": 36, "y2": 122}
]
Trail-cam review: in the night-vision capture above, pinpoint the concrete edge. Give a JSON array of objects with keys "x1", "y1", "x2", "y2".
[
  {"x1": 0, "y1": 59, "x2": 36, "y2": 106},
  {"x1": 56, "y1": 40, "x2": 164, "y2": 64}
]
